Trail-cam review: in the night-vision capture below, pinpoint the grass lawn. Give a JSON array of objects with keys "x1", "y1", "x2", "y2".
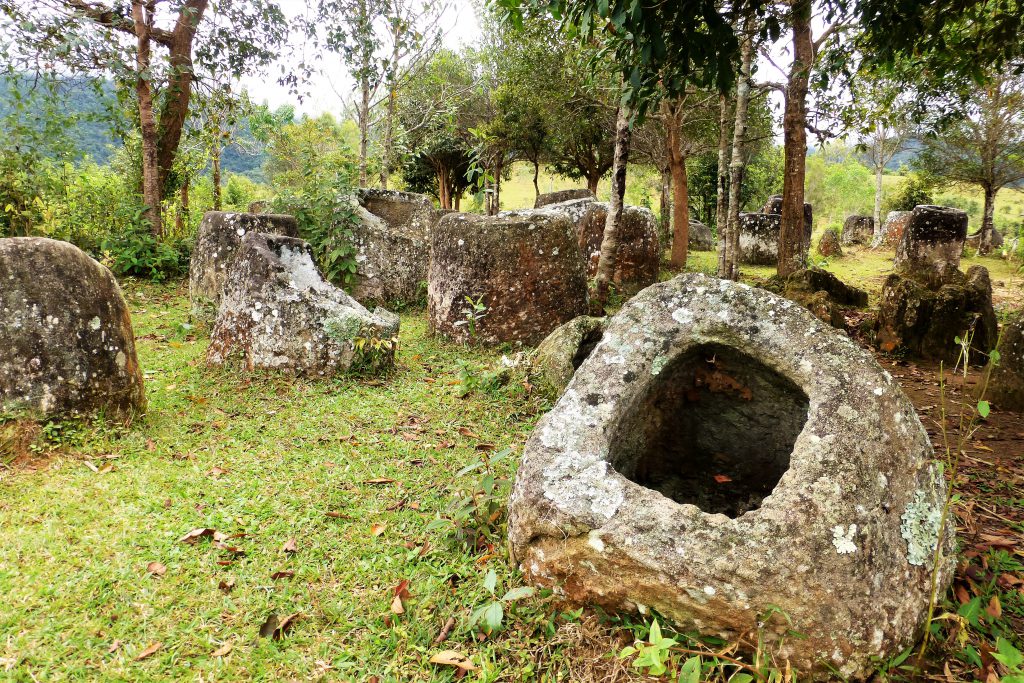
[{"x1": 2, "y1": 249, "x2": 1022, "y2": 681}]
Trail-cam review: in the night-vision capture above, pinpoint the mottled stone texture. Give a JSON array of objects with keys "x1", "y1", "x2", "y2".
[
  {"x1": 894, "y1": 205, "x2": 968, "y2": 283},
  {"x1": 776, "y1": 267, "x2": 868, "y2": 330},
  {"x1": 531, "y1": 316, "x2": 607, "y2": 398},
  {"x1": 841, "y1": 215, "x2": 874, "y2": 245},
  {"x1": 688, "y1": 219, "x2": 715, "y2": 251},
  {"x1": 508, "y1": 273, "x2": 953, "y2": 679},
  {"x1": 208, "y1": 233, "x2": 399, "y2": 376},
  {"x1": 1, "y1": 237, "x2": 145, "y2": 419},
  {"x1": 738, "y1": 212, "x2": 782, "y2": 265},
  {"x1": 817, "y1": 229, "x2": 843, "y2": 257},
  {"x1": 351, "y1": 189, "x2": 440, "y2": 305},
  {"x1": 876, "y1": 265, "x2": 998, "y2": 362},
  {"x1": 872, "y1": 211, "x2": 912, "y2": 249},
  {"x1": 576, "y1": 203, "x2": 660, "y2": 288},
  {"x1": 966, "y1": 228, "x2": 1004, "y2": 250},
  {"x1": 535, "y1": 188, "x2": 594, "y2": 208},
  {"x1": 762, "y1": 194, "x2": 814, "y2": 234},
  {"x1": 988, "y1": 312, "x2": 1024, "y2": 411},
  {"x1": 189, "y1": 211, "x2": 300, "y2": 321},
  {"x1": 428, "y1": 212, "x2": 588, "y2": 345}
]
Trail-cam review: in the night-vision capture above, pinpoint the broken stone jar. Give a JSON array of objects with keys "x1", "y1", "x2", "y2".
[{"x1": 507, "y1": 273, "x2": 953, "y2": 679}]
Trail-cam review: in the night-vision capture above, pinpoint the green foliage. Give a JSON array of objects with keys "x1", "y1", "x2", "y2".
[
  {"x1": 99, "y1": 227, "x2": 189, "y2": 281},
  {"x1": 427, "y1": 447, "x2": 514, "y2": 552},
  {"x1": 884, "y1": 172, "x2": 935, "y2": 213},
  {"x1": 468, "y1": 568, "x2": 535, "y2": 636},
  {"x1": 351, "y1": 334, "x2": 400, "y2": 375},
  {"x1": 805, "y1": 146, "x2": 876, "y2": 226}
]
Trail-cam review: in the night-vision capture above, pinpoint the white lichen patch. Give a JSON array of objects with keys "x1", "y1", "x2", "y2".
[
  {"x1": 832, "y1": 524, "x2": 858, "y2": 554},
  {"x1": 587, "y1": 530, "x2": 606, "y2": 552},
  {"x1": 901, "y1": 489, "x2": 943, "y2": 566}
]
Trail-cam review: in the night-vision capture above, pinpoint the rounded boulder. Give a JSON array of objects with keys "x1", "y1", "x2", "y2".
[{"x1": 1, "y1": 237, "x2": 145, "y2": 419}]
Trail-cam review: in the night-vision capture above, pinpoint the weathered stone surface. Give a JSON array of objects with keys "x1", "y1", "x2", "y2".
[
  {"x1": 894, "y1": 205, "x2": 968, "y2": 283},
  {"x1": 965, "y1": 228, "x2": 1004, "y2": 250},
  {"x1": 351, "y1": 189, "x2": 441, "y2": 305},
  {"x1": 508, "y1": 273, "x2": 953, "y2": 678},
  {"x1": 841, "y1": 215, "x2": 874, "y2": 245},
  {"x1": 1, "y1": 237, "x2": 145, "y2": 419},
  {"x1": 576, "y1": 203, "x2": 660, "y2": 288},
  {"x1": 207, "y1": 233, "x2": 399, "y2": 375},
  {"x1": 762, "y1": 194, "x2": 814, "y2": 234},
  {"x1": 987, "y1": 311, "x2": 1024, "y2": 411},
  {"x1": 688, "y1": 219, "x2": 714, "y2": 251},
  {"x1": 535, "y1": 188, "x2": 595, "y2": 208},
  {"x1": 428, "y1": 212, "x2": 588, "y2": 345},
  {"x1": 189, "y1": 211, "x2": 300, "y2": 321},
  {"x1": 817, "y1": 229, "x2": 843, "y2": 257},
  {"x1": 738, "y1": 212, "x2": 781, "y2": 265},
  {"x1": 531, "y1": 316, "x2": 607, "y2": 398},
  {"x1": 876, "y1": 265, "x2": 998, "y2": 362},
  {"x1": 872, "y1": 211, "x2": 912, "y2": 249},
  {"x1": 775, "y1": 267, "x2": 868, "y2": 330}
]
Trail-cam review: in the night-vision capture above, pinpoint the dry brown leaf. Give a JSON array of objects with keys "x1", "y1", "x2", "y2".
[
  {"x1": 457, "y1": 427, "x2": 478, "y2": 438},
  {"x1": 429, "y1": 650, "x2": 477, "y2": 671},
  {"x1": 108, "y1": 640, "x2": 122, "y2": 654},
  {"x1": 258, "y1": 612, "x2": 300, "y2": 640},
  {"x1": 371, "y1": 523, "x2": 387, "y2": 537},
  {"x1": 146, "y1": 562, "x2": 167, "y2": 577},
  {"x1": 435, "y1": 617, "x2": 456, "y2": 643},
  {"x1": 84, "y1": 460, "x2": 99, "y2": 473},
  {"x1": 986, "y1": 595, "x2": 1002, "y2": 619},
  {"x1": 207, "y1": 466, "x2": 228, "y2": 478},
  {"x1": 271, "y1": 570, "x2": 295, "y2": 580},
  {"x1": 364, "y1": 478, "x2": 396, "y2": 485},
  {"x1": 218, "y1": 578, "x2": 235, "y2": 592},
  {"x1": 211, "y1": 642, "x2": 233, "y2": 657},
  {"x1": 391, "y1": 594, "x2": 405, "y2": 614},
  {"x1": 281, "y1": 538, "x2": 297, "y2": 553},
  {"x1": 134, "y1": 642, "x2": 162, "y2": 661},
  {"x1": 179, "y1": 528, "x2": 216, "y2": 544}
]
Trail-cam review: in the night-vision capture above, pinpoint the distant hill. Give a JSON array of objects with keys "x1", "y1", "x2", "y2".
[{"x1": 0, "y1": 76, "x2": 267, "y2": 179}]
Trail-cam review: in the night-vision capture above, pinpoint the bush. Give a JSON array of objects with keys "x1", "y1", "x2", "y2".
[
  {"x1": 884, "y1": 173, "x2": 934, "y2": 213},
  {"x1": 99, "y1": 227, "x2": 190, "y2": 281}
]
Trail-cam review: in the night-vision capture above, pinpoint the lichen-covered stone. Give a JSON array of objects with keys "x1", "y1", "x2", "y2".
[
  {"x1": 428, "y1": 212, "x2": 588, "y2": 345},
  {"x1": 817, "y1": 229, "x2": 843, "y2": 257},
  {"x1": 1, "y1": 237, "x2": 145, "y2": 419},
  {"x1": 531, "y1": 316, "x2": 607, "y2": 398},
  {"x1": 894, "y1": 205, "x2": 968, "y2": 284},
  {"x1": 872, "y1": 211, "x2": 912, "y2": 249},
  {"x1": 841, "y1": 215, "x2": 874, "y2": 245},
  {"x1": 575, "y1": 203, "x2": 660, "y2": 288},
  {"x1": 762, "y1": 194, "x2": 814, "y2": 234},
  {"x1": 535, "y1": 188, "x2": 594, "y2": 208},
  {"x1": 876, "y1": 265, "x2": 998, "y2": 362},
  {"x1": 987, "y1": 311, "x2": 1024, "y2": 411},
  {"x1": 508, "y1": 273, "x2": 953, "y2": 678},
  {"x1": 771, "y1": 267, "x2": 867, "y2": 329},
  {"x1": 207, "y1": 233, "x2": 399, "y2": 375},
  {"x1": 350, "y1": 189, "x2": 441, "y2": 305},
  {"x1": 688, "y1": 219, "x2": 715, "y2": 251},
  {"x1": 189, "y1": 211, "x2": 300, "y2": 321},
  {"x1": 738, "y1": 212, "x2": 782, "y2": 265}
]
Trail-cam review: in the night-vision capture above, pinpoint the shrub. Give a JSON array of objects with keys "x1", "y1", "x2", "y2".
[{"x1": 884, "y1": 172, "x2": 934, "y2": 213}]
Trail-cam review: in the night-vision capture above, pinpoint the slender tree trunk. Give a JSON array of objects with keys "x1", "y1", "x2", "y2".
[
  {"x1": 722, "y1": 21, "x2": 753, "y2": 281},
  {"x1": 659, "y1": 164, "x2": 671, "y2": 245},
  {"x1": 453, "y1": 190, "x2": 461, "y2": 211},
  {"x1": 436, "y1": 165, "x2": 450, "y2": 210},
  {"x1": 593, "y1": 106, "x2": 632, "y2": 313},
  {"x1": 533, "y1": 160, "x2": 540, "y2": 202},
  {"x1": 494, "y1": 161, "x2": 502, "y2": 215},
  {"x1": 587, "y1": 174, "x2": 600, "y2": 196},
  {"x1": 715, "y1": 93, "x2": 731, "y2": 277},
  {"x1": 132, "y1": 0, "x2": 162, "y2": 238},
  {"x1": 666, "y1": 99, "x2": 690, "y2": 269},
  {"x1": 777, "y1": 0, "x2": 812, "y2": 277},
  {"x1": 212, "y1": 142, "x2": 222, "y2": 211},
  {"x1": 358, "y1": 74, "x2": 370, "y2": 187},
  {"x1": 872, "y1": 121, "x2": 884, "y2": 231},
  {"x1": 980, "y1": 185, "x2": 997, "y2": 254}
]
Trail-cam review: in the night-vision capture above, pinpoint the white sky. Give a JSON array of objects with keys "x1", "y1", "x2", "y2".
[{"x1": 238, "y1": 0, "x2": 482, "y2": 117}]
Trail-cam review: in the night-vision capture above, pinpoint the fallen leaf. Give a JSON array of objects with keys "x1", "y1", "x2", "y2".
[
  {"x1": 281, "y1": 538, "x2": 297, "y2": 554},
  {"x1": 134, "y1": 642, "x2": 162, "y2": 661},
  {"x1": 218, "y1": 578, "x2": 235, "y2": 592},
  {"x1": 371, "y1": 523, "x2": 387, "y2": 537},
  {"x1": 435, "y1": 617, "x2": 456, "y2": 643},
  {"x1": 325, "y1": 511, "x2": 346, "y2": 519},
  {"x1": 475, "y1": 443, "x2": 495, "y2": 451},
  {"x1": 211, "y1": 642, "x2": 233, "y2": 657},
  {"x1": 458, "y1": 427, "x2": 479, "y2": 438},
  {"x1": 108, "y1": 640, "x2": 122, "y2": 654},
  {"x1": 955, "y1": 584, "x2": 970, "y2": 604},
  {"x1": 146, "y1": 562, "x2": 167, "y2": 577},
  {"x1": 364, "y1": 478, "x2": 396, "y2": 485},
  {"x1": 391, "y1": 594, "x2": 405, "y2": 614},
  {"x1": 391, "y1": 579, "x2": 411, "y2": 614},
  {"x1": 429, "y1": 650, "x2": 477, "y2": 672},
  {"x1": 271, "y1": 570, "x2": 295, "y2": 580},
  {"x1": 713, "y1": 474, "x2": 732, "y2": 484},
  {"x1": 259, "y1": 612, "x2": 300, "y2": 640},
  {"x1": 179, "y1": 528, "x2": 216, "y2": 544},
  {"x1": 985, "y1": 595, "x2": 1002, "y2": 619},
  {"x1": 207, "y1": 466, "x2": 228, "y2": 478},
  {"x1": 84, "y1": 460, "x2": 99, "y2": 473}
]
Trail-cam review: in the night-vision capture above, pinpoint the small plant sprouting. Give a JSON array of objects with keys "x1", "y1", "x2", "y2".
[
  {"x1": 351, "y1": 334, "x2": 399, "y2": 375},
  {"x1": 467, "y1": 568, "x2": 535, "y2": 636},
  {"x1": 426, "y1": 446, "x2": 513, "y2": 552},
  {"x1": 453, "y1": 295, "x2": 487, "y2": 343}
]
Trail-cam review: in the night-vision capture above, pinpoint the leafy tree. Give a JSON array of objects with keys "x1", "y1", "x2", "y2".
[
  {"x1": 1, "y1": 0, "x2": 289, "y2": 236},
  {"x1": 916, "y1": 71, "x2": 1024, "y2": 253},
  {"x1": 883, "y1": 171, "x2": 934, "y2": 214}
]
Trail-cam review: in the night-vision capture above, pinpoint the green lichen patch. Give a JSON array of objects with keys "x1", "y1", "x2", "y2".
[{"x1": 900, "y1": 488, "x2": 944, "y2": 567}]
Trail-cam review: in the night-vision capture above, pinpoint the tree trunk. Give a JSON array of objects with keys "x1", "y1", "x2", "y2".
[
  {"x1": 659, "y1": 164, "x2": 671, "y2": 246},
  {"x1": 715, "y1": 93, "x2": 731, "y2": 277},
  {"x1": 533, "y1": 160, "x2": 540, "y2": 202},
  {"x1": 175, "y1": 176, "x2": 189, "y2": 234},
  {"x1": 666, "y1": 99, "x2": 690, "y2": 269},
  {"x1": 358, "y1": 74, "x2": 370, "y2": 187},
  {"x1": 721, "y1": 21, "x2": 753, "y2": 281},
  {"x1": 436, "y1": 165, "x2": 450, "y2": 210},
  {"x1": 593, "y1": 106, "x2": 632, "y2": 313},
  {"x1": 132, "y1": 0, "x2": 162, "y2": 238},
  {"x1": 212, "y1": 142, "x2": 222, "y2": 211},
  {"x1": 777, "y1": 0, "x2": 813, "y2": 277},
  {"x1": 494, "y1": 162, "x2": 502, "y2": 215},
  {"x1": 587, "y1": 174, "x2": 600, "y2": 196},
  {"x1": 980, "y1": 185, "x2": 996, "y2": 254},
  {"x1": 155, "y1": 0, "x2": 209, "y2": 189}
]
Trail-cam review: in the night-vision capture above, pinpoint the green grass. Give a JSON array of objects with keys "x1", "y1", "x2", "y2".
[{"x1": 0, "y1": 281, "x2": 559, "y2": 681}]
